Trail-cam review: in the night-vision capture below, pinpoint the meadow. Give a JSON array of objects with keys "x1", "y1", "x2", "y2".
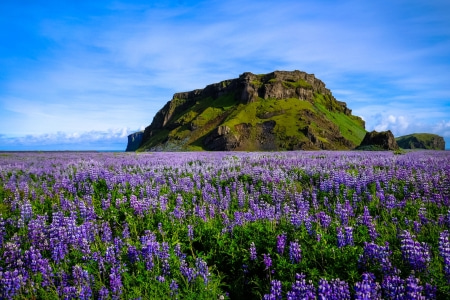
[{"x1": 0, "y1": 150, "x2": 449, "y2": 299}]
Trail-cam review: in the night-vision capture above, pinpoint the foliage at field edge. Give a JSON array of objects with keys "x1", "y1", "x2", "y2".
[{"x1": 0, "y1": 150, "x2": 449, "y2": 299}]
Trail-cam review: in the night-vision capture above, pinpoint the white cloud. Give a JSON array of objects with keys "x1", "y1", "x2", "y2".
[
  {"x1": 373, "y1": 113, "x2": 411, "y2": 136},
  {"x1": 387, "y1": 115, "x2": 396, "y2": 124},
  {"x1": 397, "y1": 116, "x2": 409, "y2": 131},
  {"x1": 0, "y1": 128, "x2": 141, "y2": 151},
  {"x1": 434, "y1": 120, "x2": 450, "y2": 137}
]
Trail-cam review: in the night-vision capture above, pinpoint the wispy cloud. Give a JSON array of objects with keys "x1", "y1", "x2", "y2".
[{"x1": 0, "y1": 127, "x2": 139, "y2": 151}]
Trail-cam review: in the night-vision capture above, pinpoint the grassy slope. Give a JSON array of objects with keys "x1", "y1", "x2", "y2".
[
  {"x1": 139, "y1": 93, "x2": 239, "y2": 151},
  {"x1": 313, "y1": 93, "x2": 366, "y2": 146},
  {"x1": 396, "y1": 133, "x2": 441, "y2": 149}
]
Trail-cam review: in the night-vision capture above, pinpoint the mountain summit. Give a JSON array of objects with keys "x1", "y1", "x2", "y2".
[{"x1": 132, "y1": 70, "x2": 367, "y2": 151}]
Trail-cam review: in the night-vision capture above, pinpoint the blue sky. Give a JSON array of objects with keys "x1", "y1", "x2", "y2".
[{"x1": 1, "y1": 0, "x2": 449, "y2": 150}]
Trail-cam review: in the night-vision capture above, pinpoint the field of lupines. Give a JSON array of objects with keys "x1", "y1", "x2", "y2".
[{"x1": 0, "y1": 150, "x2": 449, "y2": 299}]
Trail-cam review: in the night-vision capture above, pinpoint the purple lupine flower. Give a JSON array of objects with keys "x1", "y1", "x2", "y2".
[
  {"x1": 105, "y1": 245, "x2": 117, "y2": 266},
  {"x1": 418, "y1": 206, "x2": 428, "y2": 225},
  {"x1": 318, "y1": 279, "x2": 332, "y2": 299},
  {"x1": 3, "y1": 241, "x2": 23, "y2": 269},
  {"x1": 158, "y1": 242, "x2": 170, "y2": 260},
  {"x1": 355, "y1": 206, "x2": 379, "y2": 241},
  {"x1": 0, "y1": 269, "x2": 27, "y2": 299},
  {"x1": 382, "y1": 275, "x2": 405, "y2": 299},
  {"x1": 130, "y1": 194, "x2": 143, "y2": 216},
  {"x1": 438, "y1": 230, "x2": 450, "y2": 282},
  {"x1": 289, "y1": 241, "x2": 302, "y2": 264},
  {"x1": 141, "y1": 231, "x2": 159, "y2": 271},
  {"x1": 180, "y1": 259, "x2": 196, "y2": 283},
  {"x1": 354, "y1": 273, "x2": 381, "y2": 300},
  {"x1": 331, "y1": 278, "x2": 350, "y2": 299},
  {"x1": 316, "y1": 211, "x2": 332, "y2": 229},
  {"x1": 109, "y1": 266, "x2": 123, "y2": 299},
  {"x1": 304, "y1": 216, "x2": 315, "y2": 236},
  {"x1": 174, "y1": 243, "x2": 186, "y2": 260},
  {"x1": 51, "y1": 241, "x2": 68, "y2": 264},
  {"x1": 344, "y1": 226, "x2": 354, "y2": 246},
  {"x1": 187, "y1": 224, "x2": 194, "y2": 241},
  {"x1": 424, "y1": 283, "x2": 437, "y2": 299},
  {"x1": 290, "y1": 212, "x2": 302, "y2": 228},
  {"x1": 250, "y1": 242, "x2": 257, "y2": 261},
  {"x1": 60, "y1": 286, "x2": 77, "y2": 299},
  {"x1": 276, "y1": 233, "x2": 287, "y2": 255},
  {"x1": 101, "y1": 197, "x2": 110, "y2": 210},
  {"x1": 335, "y1": 201, "x2": 353, "y2": 226},
  {"x1": 263, "y1": 253, "x2": 272, "y2": 270},
  {"x1": 405, "y1": 275, "x2": 425, "y2": 299},
  {"x1": 101, "y1": 221, "x2": 113, "y2": 243},
  {"x1": 127, "y1": 245, "x2": 140, "y2": 264},
  {"x1": 318, "y1": 278, "x2": 350, "y2": 300},
  {"x1": 72, "y1": 265, "x2": 93, "y2": 300},
  {"x1": 337, "y1": 227, "x2": 346, "y2": 248},
  {"x1": 413, "y1": 221, "x2": 422, "y2": 234},
  {"x1": 20, "y1": 199, "x2": 33, "y2": 223},
  {"x1": 195, "y1": 257, "x2": 210, "y2": 285},
  {"x1": 98, "y1": 286, "x2": 109, "y2": 300},
  {"x1": 287, "y1": 273, "x2": 315, "y2": 299},
  {"x1": 162, "y1": 259, "x2": 171, "y2": 276},
  {"x1": 122, "y1": 222, "x2": 130, "y2": 239},
  {"x1": 400, "y1": 230, "x2": 431, "y2": 272},
  {"x1": 0, "y1": 216, "x2": 5, "y2": 249},
  {"x1": 264, "y1": 279, "x2": 282, "y2": 300},
  {"x1": 24, "y1": 246, "x2": 53, "y2": 287},
  {"x1": 445, "y1": 210, "x2": 450, "y2": 229},
  {"x1": 170, "y1": 279, "x2": 179, "y2": 296}
]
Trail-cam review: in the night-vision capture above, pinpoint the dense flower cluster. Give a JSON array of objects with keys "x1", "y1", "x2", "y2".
[
  {"x1": 0, "y1": 150, "x2": 449, "y2": 299},
  {"x1": 439, "y1": 230, "x2": 450, "y2": 282},
  {"x1": 400, "y1": 230, "x2": 431, "y2": 272}
]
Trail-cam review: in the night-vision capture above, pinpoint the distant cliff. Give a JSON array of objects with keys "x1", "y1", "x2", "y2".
[
  {"x1": 128, "y1": 70, "x2": 367, "y2": 151},
  {"x1": 125, "y1": 131, "x2": 144, "y2": 151},
  {"x1": 396, "y1": 133, "x2": 445, "y2": 150},
  {"x1": 356, "y1": 130, "x2": 399, "y2": 151}
]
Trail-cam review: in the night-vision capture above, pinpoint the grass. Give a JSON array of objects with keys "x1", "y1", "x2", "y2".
[
  {"x1": 314, "y1": 93, "x2": 366, "y2": 146},
  {"x1": 282, "y1": 79, "x2": 313, "y2": 89},
  {"x1": 138, "y1": 129, "x2": 170, "y2": 151},
  {"x1": 396, "y1": 133, "x2": 443, "y2": 150},
  {"x1": 223, "y1": 98, "x2": 314, "y2": 131},
  {"x1": 139, "y1": 89, "x2": 366, "y2": 151}
]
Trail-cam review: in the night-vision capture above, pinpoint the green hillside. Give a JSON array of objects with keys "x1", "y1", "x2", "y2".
[
  {"x1": 396, "y1": 133, "x2": 445, "y2": 150},
  {"x1": 136, "y1": 71, "x2": 366, "y2": 151}
]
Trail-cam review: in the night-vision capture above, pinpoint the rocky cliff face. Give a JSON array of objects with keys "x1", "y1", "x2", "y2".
[
  {"x1": 396, "y1": 133, "x2": 445, "y2": 150},
  {"x1": 125, "y1": 131, "x2": 144, "y2": 152},
  {"x1": 357, "y1": 130, "x2": 399, "y2": 151},
  {"x1": 137, "y1": 70, "x2": 366, "y2": 151}
]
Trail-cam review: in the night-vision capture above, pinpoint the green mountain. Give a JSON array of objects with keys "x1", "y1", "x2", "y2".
[
  {"x1": 396, "y1": 133, "x2": 445, "y2": 150},
  {"x1": 135, "y1": 70, "x2": 366, "y2": 151}
]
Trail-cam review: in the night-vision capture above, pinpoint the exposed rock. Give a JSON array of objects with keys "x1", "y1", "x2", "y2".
[
  {"x1": 125, "y1": 131, "x2": 144, "y2": 151},
  {"x1": 357, "y1": 130, "x2": 399, "y2": 151},
  {"x1": 203, "y1": 126, "x2": 239, "y2": 151},
  {"x1": 396, "y1": 133, "x2": 445, "y2": 150}
]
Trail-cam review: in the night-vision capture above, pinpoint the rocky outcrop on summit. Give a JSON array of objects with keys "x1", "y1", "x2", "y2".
[
  {"x1": 396, "y1": 133, "x2": 445, "y2": 150},
  {"x1": 125, "y1": 131, "x2": 144, "y2": 152},
  {"x1": 357, "y1": 130, "x2": 399, "y2": 151},
  {"x1": 136, "y1": 70, "x2": 366, "y2": 151}
]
